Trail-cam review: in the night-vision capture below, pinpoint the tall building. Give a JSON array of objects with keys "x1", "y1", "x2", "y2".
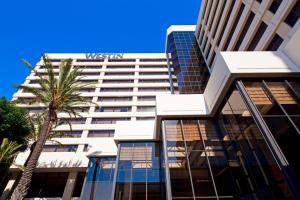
[
  {"x1": 1, "y1": 0, "x2": 300, "y2": 199},
  {"x1": 196, "y1": 0, "x2": 300, "y2": 69},
  {"x1": 1, "y1": 54, "x2": 173, "y2": 199}
]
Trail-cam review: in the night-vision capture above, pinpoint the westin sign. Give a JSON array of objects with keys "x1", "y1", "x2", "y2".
[{"x1": 85, "y1": 53, "x2": 124, "y2": 59}]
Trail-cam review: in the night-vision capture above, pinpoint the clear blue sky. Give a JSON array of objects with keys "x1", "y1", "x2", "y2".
[{"x1": 0, "y1": 0, "x2": 201, "y2": 99}]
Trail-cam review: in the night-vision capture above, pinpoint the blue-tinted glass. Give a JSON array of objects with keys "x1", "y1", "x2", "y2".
[
  {"x1": 114, "y1": 142, "x2": 163, "y2": 199},
  {"x1": 81, "y1": 157, "x2": 116, "y2": 200},
  {"x1": 167, "y1": 31, "x2": 210, "y2": 94}
]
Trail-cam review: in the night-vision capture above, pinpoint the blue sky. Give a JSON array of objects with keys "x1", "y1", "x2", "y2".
[{"x1": 0, "y1": 0, "x2": 201, "y2": 99}]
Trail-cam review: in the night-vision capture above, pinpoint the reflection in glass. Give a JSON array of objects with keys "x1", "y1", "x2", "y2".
[
  {"x1": 114, "y1": 142, "x2": 163, "y2": 200},
  {"x1": 165, "y1": 120, "x2": 194, "y2": 198},
  {"x1": 81, "y1": 157, "x2": 115, "y2": 200},
  {"x1": 163, "y1": 119, "x2": 234, "y2": 199},
  {"x1": 244, "y1": 80, "x2": 300, "y2": 190}
]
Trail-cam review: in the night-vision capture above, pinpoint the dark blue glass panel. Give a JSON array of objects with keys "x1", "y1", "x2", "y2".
[
  {"x1": 81, "y1": 157, "x2": 116, "y2": 200},
  {"x1": 167, "y1": 31, "x2": 210, "y2": 94}
]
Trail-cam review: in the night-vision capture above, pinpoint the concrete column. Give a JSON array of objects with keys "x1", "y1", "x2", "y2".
[{"x1": 62, "y1": 172, "x2": 78, "y2": 200}]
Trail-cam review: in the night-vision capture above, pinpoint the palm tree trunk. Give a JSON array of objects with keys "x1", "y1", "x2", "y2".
[
  {"x1": 6, "y1": 142, "x2": 37, "y2": 199},
  {"x1": 10, "y1": 114, "x2": 54, "y2": 200}
]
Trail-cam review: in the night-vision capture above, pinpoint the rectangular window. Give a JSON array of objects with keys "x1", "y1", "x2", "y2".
[
  {"x1": 97, "y1": 96, "x2": 132, "y2": 102},
  {"x1": 106, "y1": 65, "x2": 135, "y2": 69},
  {"x1": 52, "y1": 131, "x2": 82, "y2": 138},
  {"x1": 247, "y1": 22, "x2": 268, "y2": 50},
  {"x1": 266, "y1": 33, "x2": 284, "y2": 50},
  {"x1": 95, "y1": 106, "x2": 132, "y2": 112},
  {"x1": 42, "y1": 145, "x2": 78, "y2": 152},
  {"x1": 285, "y1": 1, "x2": 300, "y2": 27},
  {"x1": 79, "y1": 65, "x2": 102, "y2": 69},
  {"x1": 59, "y1": 118, "x2": 86, "y2": 125},
  {"x1": 234, "y1": 11, "x2": 255, "y2": 50},
  {"x1": 269, "y1": 0, "x2": 282, "y2": 14},
  {"x1": 163, "y1": 120, "x2": 222, "y2": 199},
  {"x1": 138, "y1": 79, "x2": 169, "y2": 83},
  {"x1": 88, "y1": 130, "x2": 115, "y2": 137},
  {"x1": 114, "y1": 143, "x2": 163, "y2": 200},
  {"x1": 105, "y1": 72, "x2": 134, "y2": 76},
  {"x1": 139, "y1": 72, "x2": 169, "y2": 76},
  {"x1": 102, "y1": 79, "x2": 134, "y2": 83},
  {"x1": 91, "y1": 118, "x2": 130, "y2": 124},
  {"x1": 81, "y1": 157, "x2": 116, "y2": 200},
  {"x1": 136, "y1": 117, "x2": 155, "y2": 120},
  {"x1": 138, "y1": 87, "x2": 170, "y2": 92},
  {"x1": 139, "y1": 65, "x2": 167, "y2": 68},
  {"x1": 223, "y1": 3, "x2": 245, "y2": 50},
  {"x1": 212, "y1": 0, "x2": 226, "y2": 39},
  {"x1": 209, "y1": 51, "x2": 216, "y2": 67},
  {"x1": 216, "y1": 0, "x2": 235, "y2": 46},
  {"x1": 137, "y1": 96, "x2": 156, "y2": 101},
  {"x1": 100, "y1": 88, "x2": 133, "y2": 92},
  {"x1": 137, "y1": 106, "x2": 155, "y2": 112},
  {"x1": 206, "y1": 43, "x2": 212, "y2": 58},
  {"x1": 207, "y1": 1, "x2": 220, "y2": 31}
]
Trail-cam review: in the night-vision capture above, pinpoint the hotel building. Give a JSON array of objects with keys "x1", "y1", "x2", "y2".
[{"x1": 1, "y1": 0, "x2": 300, "y2": 199}]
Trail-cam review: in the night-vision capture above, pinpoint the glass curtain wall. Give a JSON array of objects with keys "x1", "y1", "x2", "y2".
[
  {"x1": 240, "y1": 79, "x2": 300, "y2": 196},
  {"x1": 219, "y1": 86, "x2": 295, "y2": 199},
  {"x1": 114, "y1": 142, "x2": 164, "y2": 200},
  {"x1": 161, "y1": 81, "x2": 299, "y2": 199},
  {"x1": 80, "y1": 157, "x2": 116, "y2": 200},
  {"x1": 162, "y1": 119, "x2": 235, "y2": 199},
  {"x1": 166, "y1": 31, "x2": 210, "y2": 94}
]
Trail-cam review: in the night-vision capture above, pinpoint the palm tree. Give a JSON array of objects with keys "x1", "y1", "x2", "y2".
[
  {"x1": 11, "y1": 54, "x2": 91, "y2": 200},
  {"x1": 6, "y1": 113, "x2": 74, "y2": 199}
]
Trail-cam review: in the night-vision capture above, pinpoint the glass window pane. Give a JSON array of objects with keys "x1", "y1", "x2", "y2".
[
  {"x1": 207, "y1": 150, "x2": 235, "y2": 197},
  {"x1": 188, "y1": 151, "x2": 216, "y2": 197},
  {"x1": 115, "y1": 142, "x2": 163, "y2": 199},
  {"x1": 164, "y1": 120, "x2": 194, "y2": 198},
  {"x1": 244, "y1": 82, "x2": 284, "y2": 115},
  {"x1": 199, "y1": 120, "x2": 222, "y2": 151},
  {"x1": 264, "y1": 116, "x2": 300, "y2": 181},
  {"x1": 182, "y1": 120, "x2": 204, "y2": 150},
  {"x1": 267, "y1": 82, "x2": 300, "y2": 115},
  {"x1": 79, "y1": 157, "x2": 116, "y2": 200}
]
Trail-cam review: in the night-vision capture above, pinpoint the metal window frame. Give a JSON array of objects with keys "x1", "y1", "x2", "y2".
[
  {"x1": 162, "y1": 121, "x2": 173, "y2": 200},
  {"x1": 261, "y1": 80, "x2": 300, "y2": 134}
]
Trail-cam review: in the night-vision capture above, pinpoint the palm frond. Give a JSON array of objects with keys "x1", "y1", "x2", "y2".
[{"x1": 0, "y1": 138, "x2": 23, "y2": 162}]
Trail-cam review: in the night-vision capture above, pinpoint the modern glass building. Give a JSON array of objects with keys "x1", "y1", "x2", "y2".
[
  {"x1": 167, "y1": 29, "x2": 210, "y2": 94},
  {"x1": 2, "y1": 0, "x2": 300, "y2": 199}
]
